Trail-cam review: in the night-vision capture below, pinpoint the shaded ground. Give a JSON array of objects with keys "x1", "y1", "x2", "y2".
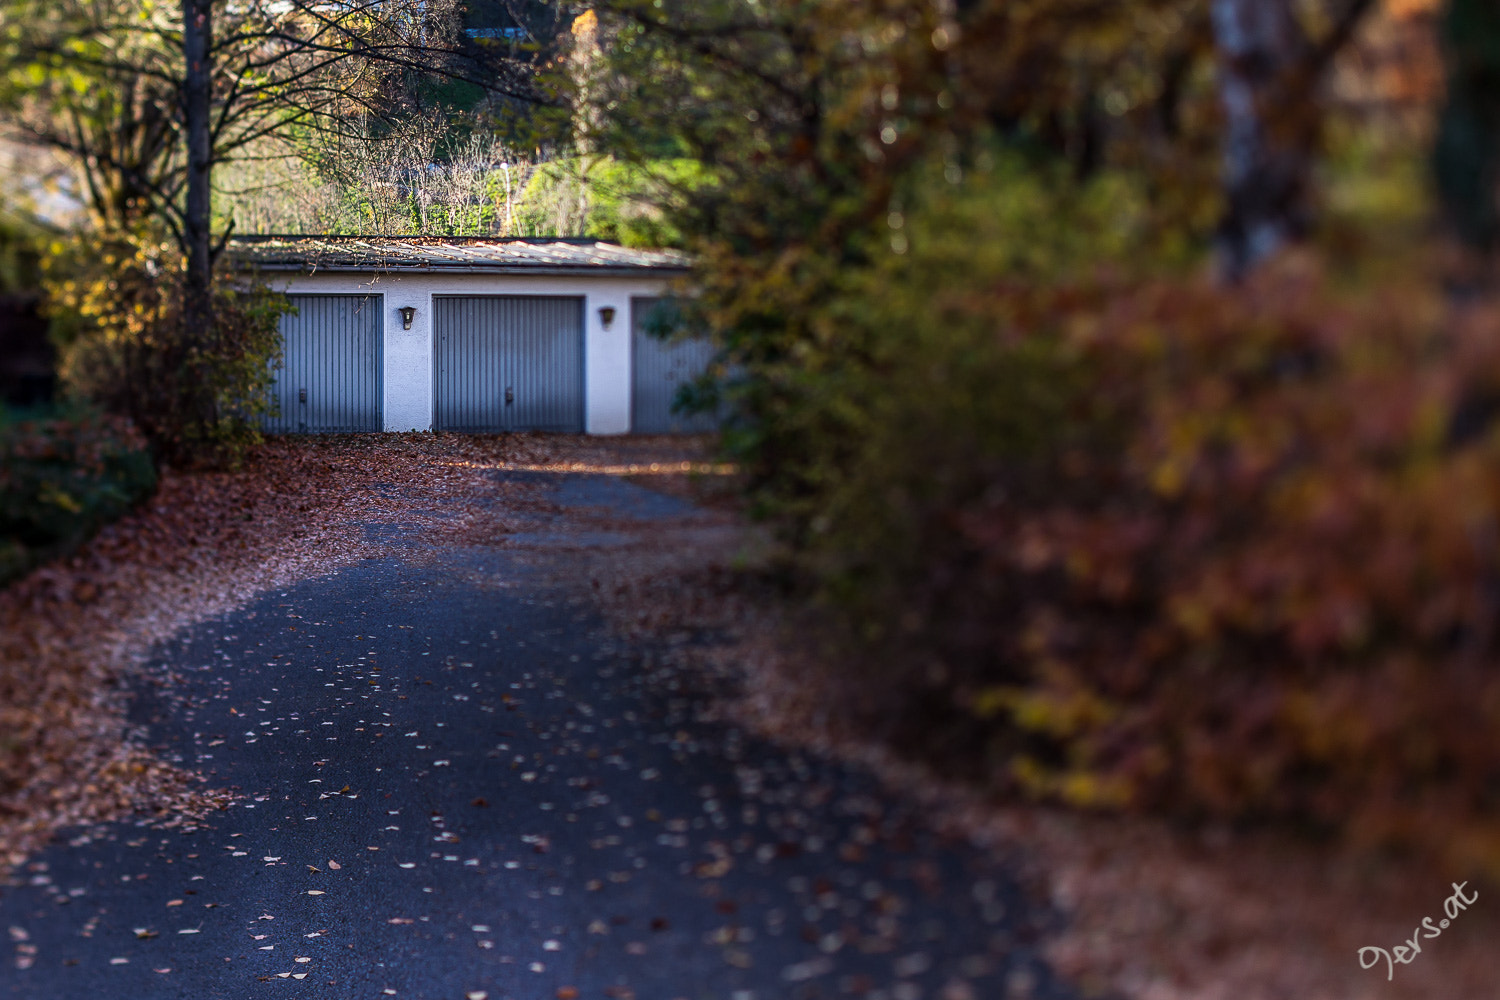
[{"x1": 1, "y1": 439, "x2": 1072, "y2": 1000}]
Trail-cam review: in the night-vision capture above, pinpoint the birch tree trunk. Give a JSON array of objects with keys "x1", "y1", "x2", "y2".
[{"x1": 1210, "y1": 0, "x2": 1313, "y2": 279}]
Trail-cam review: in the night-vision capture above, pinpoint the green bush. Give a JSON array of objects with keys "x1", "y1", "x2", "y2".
[
  {"x1": 716, "y1": 152, "x2": 1156, "y2": 536},
  {"x1": 720, "y1": 152, "x2": 1148, "y2": 762},
  {"x1": 0, "y1": 403, "x2": 156, "y2": 586}
]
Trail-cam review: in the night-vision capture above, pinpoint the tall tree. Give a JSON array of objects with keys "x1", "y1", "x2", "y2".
[{"x1": 0, "y1": 1, "x2": 183, "y2": 236}]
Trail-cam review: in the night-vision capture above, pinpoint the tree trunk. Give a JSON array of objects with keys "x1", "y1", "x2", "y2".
[
  {"x1": 182, "y1": 2, "x2": 213, "y2": 337},
  {"x1": 1210, "y1": 0, "x2": 1313, "y2": 279},
  {"x1": 182, "y1": 0, "x2": 215, "y2": 434}
]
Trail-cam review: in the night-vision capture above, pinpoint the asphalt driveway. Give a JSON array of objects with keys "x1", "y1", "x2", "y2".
[{"x1": 1, "y1": 455, "x2": 1076, "y2": 1000}]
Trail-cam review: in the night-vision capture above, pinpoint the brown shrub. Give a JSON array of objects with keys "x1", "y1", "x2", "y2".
[{"x1": 928, "y1": 256, "x2": 1500, "y2": 872}]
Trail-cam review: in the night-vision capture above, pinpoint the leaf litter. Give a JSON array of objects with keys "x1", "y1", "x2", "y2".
[{"x1": 0, "y1": 433, "x2": 574, "y2": 875}]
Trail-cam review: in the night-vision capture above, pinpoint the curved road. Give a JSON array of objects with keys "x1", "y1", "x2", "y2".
[{"x1": 1, "y1": 461, "x2": 1077, "y2": 1000}]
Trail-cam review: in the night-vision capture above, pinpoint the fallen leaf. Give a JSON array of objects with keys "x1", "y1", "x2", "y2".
[
  {"x1": 327, "y1": 860, "x2": 341, "y2": 870},
  {"x1": 306, "y1": 890, "x2": 325, "y2": 896}
]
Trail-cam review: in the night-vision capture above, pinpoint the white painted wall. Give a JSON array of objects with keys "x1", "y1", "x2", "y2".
[{"x1": 268, "y1": 270, "x2": 676, "y2": 434}]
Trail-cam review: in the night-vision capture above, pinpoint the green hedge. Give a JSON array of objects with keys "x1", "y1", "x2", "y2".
[{"x1": 0, "y1": 404, "x2": 157, "y2": 587}]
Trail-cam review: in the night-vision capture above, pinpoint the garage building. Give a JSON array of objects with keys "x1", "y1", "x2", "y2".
[{"x1": 230, "y1": 236, "x2": 706, "y2": 435}]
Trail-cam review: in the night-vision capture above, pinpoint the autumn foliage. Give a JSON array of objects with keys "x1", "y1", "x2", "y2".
[
  {"x1": 799, "y1": 251, "x2": 1500, "y2": 871},
  {"x1": 563, "y1": 0, "x2": 1500, "y2": 870}
]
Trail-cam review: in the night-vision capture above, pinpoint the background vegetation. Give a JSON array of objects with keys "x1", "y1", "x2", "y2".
[{"x1": 11, "y1": 0, "x2": 1500, "y2": 876}]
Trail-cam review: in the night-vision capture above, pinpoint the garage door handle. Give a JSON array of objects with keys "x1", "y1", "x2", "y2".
[{"x1": 505, "y1": 387, "x2": 514, "y2": 405}]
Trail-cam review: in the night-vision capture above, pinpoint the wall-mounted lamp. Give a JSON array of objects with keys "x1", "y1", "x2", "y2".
[
  {"x1": 399, "y1": 306, "x2": 416, "y2": 330},
  {"x1": 598, "y1": 305, "x2": 617, "y2": 329}
]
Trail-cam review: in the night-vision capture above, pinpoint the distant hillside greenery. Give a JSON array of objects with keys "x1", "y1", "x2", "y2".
[
  {"x1": 220, "y1": 134, "x2": 705, "y2": 248},
  {"x1": 514, "y1": 157, "x2": 711, "y2": 246}
]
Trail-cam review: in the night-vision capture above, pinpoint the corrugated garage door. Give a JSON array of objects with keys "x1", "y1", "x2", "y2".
[
  {"x1": 265, "y1": 294, "x2": 382, "y2": 433},
  {"x1": 632, "y1": 297, "x2": 718, "y2": 434},
  {"x1": 433, "y1": 296, "x2": 584, "y2": 433}
]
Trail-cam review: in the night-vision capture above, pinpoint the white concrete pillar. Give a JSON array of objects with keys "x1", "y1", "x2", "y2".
[
  {"x1": 384, "y1": 278, "x2": 434, "y2": 432},
  {"x1": 584, "y1": 288, "x2": 632, "y2": 434}
]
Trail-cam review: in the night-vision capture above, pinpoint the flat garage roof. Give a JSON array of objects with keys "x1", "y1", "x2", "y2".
[{"x1": 228, "y1": 235, "x2": 692, "y2": 277}]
